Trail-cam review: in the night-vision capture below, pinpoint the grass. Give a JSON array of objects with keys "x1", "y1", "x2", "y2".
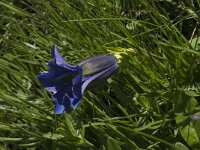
[{"x1": 0, "y1": 0, "x2": 200, "y2": 149}]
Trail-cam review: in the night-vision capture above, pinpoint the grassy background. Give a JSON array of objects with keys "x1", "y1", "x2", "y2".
[{"x1": 0, "y1": 0, "x2": 200, "y2": 149}]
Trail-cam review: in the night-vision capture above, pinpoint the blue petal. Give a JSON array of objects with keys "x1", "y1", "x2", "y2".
[
  {"x1": 95, "y1": 64, "x2": 118, "y2": 80},
  {"x1": 51, "y1": 67, "x2": 78, "y2": 84},
  {"x1": 78, "y1": 54, "x2": 117, "y2": 76},
  {"x1": 51, "y1": 45, "x2": 77, "y2": 70},
  {"x1": 53, "y1": 88, "x2": 70, "y2": 114},
  {"x1": 66, "y1": 91, "x2": 82, "y2": 109},
  {"x1": 70, "y1": 68, "x2": 83, "y2": 109},
  {"x1": 46, "y1": 87, "x2": 56, "y2": 93},
  {"x1": 65, "y1": 92, "x2": 81, "y2": 110},
  {"x1": 72, "y1": 66, "x2": 82, "y2": 95},
  {"x1": 37, "y1": 72, "x2": 56, "y2": 87},
  {"x1": 81, "y1": 64, "x2": 118, "y2": 92},
  {"x1": 46, "y1": 84, "x2": 66, "y2": 93},
  {"x1": 54, "y1": 100, "x2": 65, "y2": 114},
  {"x1": 38, "y1": 65, "x2": 80, "y2": 87},
  {"x1": 66, "y1": 86, "x2": 82, "y2": 109},
  {"x1": 71, "y1": 97, "x2": 82, "y2": 109}
]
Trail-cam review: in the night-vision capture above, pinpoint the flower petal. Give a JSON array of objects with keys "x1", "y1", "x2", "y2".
[
  {"x1": 46, "y1": 84, "x2": 66, "y2": 93},
  {"x1": 81, "y1": 64, "x2": 118, "y2": 92},
  {"x1": 53, "y1": 88, "x2": 70, "y2": 114},
  {"x1": 71, "y1": 97, "x2": 81, "y2": 109},
  {"x1": 65, "y1": 92, "x2": 82, "y2": 110},
  {"x1": 51, "y1": 45, "x2": 76, "y2": 70},
  {"x1": 72, "y1": 66, "x2": 82, "y2": 95},
  {"x1": 38, "y1": 65, "x2": 80, "y2": 88},
  {"x1": 46, "y1": 87, "x2": 56, "y2": 93},
  {"x1": 71, "y1": 75, "x2": 83, "y2": 109},
  {"x1": 37, "y1": 72, "x2": 56, "y2": 87},
  {"x1": 54, "y1": 100, "x2": 66, "y2": 114},
  {"x1": 78, "y1": 54, "x2": 117, "y2": 76}
]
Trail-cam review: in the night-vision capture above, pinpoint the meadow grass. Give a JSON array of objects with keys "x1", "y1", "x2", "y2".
[{"x1": 0, "y1": 0, "x2": 200, "y2": 149}]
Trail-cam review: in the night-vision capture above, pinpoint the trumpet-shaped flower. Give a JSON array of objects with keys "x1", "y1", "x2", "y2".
[{"x1": 38, "y1": 45, "x2": 118, "y2": 114}]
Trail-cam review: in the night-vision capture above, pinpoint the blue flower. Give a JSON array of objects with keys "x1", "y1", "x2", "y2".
[{"x1": 38, "y1": 45, "x2": 118, "y2": 114}]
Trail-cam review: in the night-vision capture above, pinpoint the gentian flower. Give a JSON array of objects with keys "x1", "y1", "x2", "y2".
[{"x1": 38, "y1": 45, "x2": 118, "y2": 114}]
